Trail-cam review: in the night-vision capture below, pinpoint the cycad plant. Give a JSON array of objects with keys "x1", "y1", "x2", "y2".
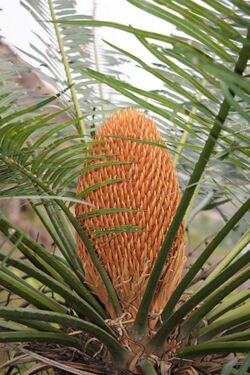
[{"x1": 0, "y1": 0, "x2": 250, "y2": 374}]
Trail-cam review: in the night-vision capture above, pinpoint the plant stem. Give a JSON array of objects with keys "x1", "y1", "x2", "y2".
[
  {"x1": 132, "y1": 27, "x2": 250, "y2": 338},
  {"x1": 48, "y1": 0, "x2": 86, "y2": 136},
  {"x1": 0, "y1": 331, "x2": 83, "y2": 351},
  {"x1": 2, "y1": 156, "x2": 122, "y2": 317},
  {"x1": 180, "y1": 266, "x2": 250, "y2": 337},
  {"x1": 204, "y1": 229, "x2": 250, "y2": 285},
  {"x1": 0, "y1": 216, "x2": 107, "y2": 317},
  {"x1": 206, "y1": 289, "x2": 250, "y2": 323},
  {"x1": 0, "y1": 307, "x2": 132, "y2": 367},
  {"x1": 147, "y1": 247, "x2": 250, "y2": 352},
  {"x1": 92, "y1": 0, "x2": 105, "y2": 119},
  {"x1": 30, "y1": 200, "x2": 62, "y2": 246},
  {"x1": 173, "y1": 78, "x2": 206, "y2": 167},
  {"x1": 179, "y1": 91, "x2": 208, "y2": 224},
  {"x1": 198, "y1": 303, "x2": 250, "y2": 341},
  {"x1": 179, "y1": 341, "x2": 250, "y2": 357},
  {"x1": 139, "y1": 359, "x2": 158, "y2": 375},
  {"x1": 159, "y1": 198, "x2": 250, "y2": 324}
]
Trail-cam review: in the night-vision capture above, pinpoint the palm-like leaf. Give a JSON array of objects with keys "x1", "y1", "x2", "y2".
[
  {"x1": 0, "y1": 0, "x2": 250, "y2": 374},
  {"x1": 59, "y1": 1, "x2": 250, "y2": 206},
  {"x1": 19, "y1": 0, "x2": 131, "y2": 132},
  {"x1": 62, "y1": 0, "x2": 250, "y2": 334}
]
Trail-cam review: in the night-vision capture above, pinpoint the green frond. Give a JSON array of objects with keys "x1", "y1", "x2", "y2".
[{"x1": 1, "y1": 0, "x2": 250, "y2": 372}]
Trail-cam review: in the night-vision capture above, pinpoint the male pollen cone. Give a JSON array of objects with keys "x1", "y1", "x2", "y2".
[{"x1": 76, "y1": 109, "x2": 185, "y2": 321}]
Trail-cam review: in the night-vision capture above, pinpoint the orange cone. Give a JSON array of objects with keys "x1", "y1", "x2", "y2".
[{"x1": 76, "y1": 109, "x2": 185, "y2": 322}]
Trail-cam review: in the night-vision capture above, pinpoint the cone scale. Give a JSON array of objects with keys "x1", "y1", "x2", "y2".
[{"x1": 76, "y1": 109, "x2": 185, "y2": 323}]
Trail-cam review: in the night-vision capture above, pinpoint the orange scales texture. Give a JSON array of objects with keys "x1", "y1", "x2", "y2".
[{"x1": 75, "y1": 109, "x2": 185, "y2": 322}]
